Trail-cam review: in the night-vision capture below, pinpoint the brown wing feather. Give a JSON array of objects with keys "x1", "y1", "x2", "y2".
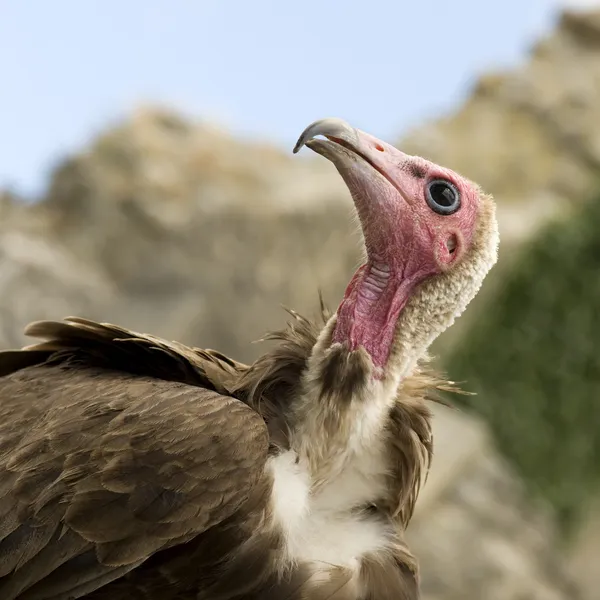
[
  {"x1": 0, "y1": 351, "x2": 268, "y2": 599},
  {"x1": 11, "y1": 317, "x2": 245, "y2": 394}
]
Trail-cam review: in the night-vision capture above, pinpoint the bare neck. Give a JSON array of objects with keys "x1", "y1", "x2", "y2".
[{"x1": 331, "y1": 259, "x2": 433, "y2": 373}]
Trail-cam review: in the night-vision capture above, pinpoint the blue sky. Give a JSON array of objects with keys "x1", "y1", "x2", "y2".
[{"x1": 0, "y1": 0, "x2": 593, "y2": 197}]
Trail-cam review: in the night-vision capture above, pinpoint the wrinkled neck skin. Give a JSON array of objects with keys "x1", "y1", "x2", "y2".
[{"x1": 332, "y1": 255, "x2": 434, "y2": 378}]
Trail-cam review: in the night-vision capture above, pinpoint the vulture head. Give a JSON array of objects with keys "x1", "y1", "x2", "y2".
[{"x1": 294, "y1": 118, "x2": 497, "y2": 381}]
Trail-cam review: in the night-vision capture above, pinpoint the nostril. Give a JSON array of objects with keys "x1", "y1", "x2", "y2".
[{"x1": 374, "y1": 143, "x2": 384, "y2": 152}]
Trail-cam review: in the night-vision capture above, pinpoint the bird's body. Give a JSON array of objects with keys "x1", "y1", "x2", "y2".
[
  {"x1": 0, "y1": 312, "x2": 435, "y2": 599},
  {"x1": 0, "y1": 118, "x2": 499, "y2": 599}
]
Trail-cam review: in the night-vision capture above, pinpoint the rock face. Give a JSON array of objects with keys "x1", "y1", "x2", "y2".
[
  {"x1": 408, "y1": 407, "x2": 582, "y2": 600},
  {"x1": 2, "y1": 7, "x2": 600, "y2": 599},
  {"x1": 0, "y1": 109, "x2": 359, "y2": 360}
]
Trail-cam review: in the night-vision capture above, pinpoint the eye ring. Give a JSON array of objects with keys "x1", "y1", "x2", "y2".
[{"x1": 426, "y1": 179, "x2": 461, "y2": 215}]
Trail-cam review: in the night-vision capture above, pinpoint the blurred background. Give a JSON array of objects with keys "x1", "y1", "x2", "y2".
[{"x1": 2, "y1": 1, "x2": 600, "y2": 598}]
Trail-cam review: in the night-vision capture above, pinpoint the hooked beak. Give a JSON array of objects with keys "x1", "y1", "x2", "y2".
[
  {"x1": 293, "y1": 118, "x2": 362, "y2": 155},
  {"x1": 293, "y1": 117, "x2": 417, "y2": 205},
  {"x1": 293, "y1": 118, "x2": 417, "y2": 257}
]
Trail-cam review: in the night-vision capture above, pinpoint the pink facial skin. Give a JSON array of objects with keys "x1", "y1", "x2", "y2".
[{"x1": 298, "y1": 123, "x2": 480, "y2": 371}]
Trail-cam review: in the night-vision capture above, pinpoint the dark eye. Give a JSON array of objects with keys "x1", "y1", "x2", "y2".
[{"x1": 426, "y1": 179, "x2": 461, "y2": 215}]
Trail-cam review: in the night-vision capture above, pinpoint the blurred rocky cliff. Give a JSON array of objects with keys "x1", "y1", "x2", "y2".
[{"x1": 2, "y1": 7, "x2": 600, "y2": 600}]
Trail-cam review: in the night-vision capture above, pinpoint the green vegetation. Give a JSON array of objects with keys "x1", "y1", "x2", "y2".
[{"x1": 446, "y1": 193, "x2": 600, "y2": 534}]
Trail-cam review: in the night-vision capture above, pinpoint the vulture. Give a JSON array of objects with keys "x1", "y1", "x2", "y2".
[{"x1": 0, "y1": 118, "x2": 499, "y2": 600}]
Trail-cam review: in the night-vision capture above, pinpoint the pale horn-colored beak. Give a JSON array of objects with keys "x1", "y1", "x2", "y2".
[{"x1": 293, "y1": 118, "x2": 360, "y2": 154}]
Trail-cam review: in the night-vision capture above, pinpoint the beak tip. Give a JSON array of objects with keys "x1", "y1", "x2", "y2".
[{"x1": 293, "y1": 118, "x2": 359, "y2": 159}]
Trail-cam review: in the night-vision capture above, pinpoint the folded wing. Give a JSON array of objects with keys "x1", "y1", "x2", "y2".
[{"x1": 0, "y1": 321, "x2": 269, "y2": 600}]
